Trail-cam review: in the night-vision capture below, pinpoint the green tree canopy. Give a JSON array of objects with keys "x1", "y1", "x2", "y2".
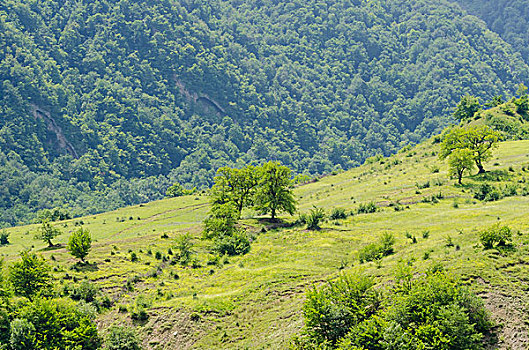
[
  {"x1": 453, "y1": 94, "x2": 481, "y2": 121},
  {"x1": 9, "y1": 251, "x2": 51, "y2": 300},
  {"x1": 448, "y1": 148, "x2": 475, "y2": 184},
  {"x1": 34, "y1": 221, "x2": 61, "y2": 247},
  {"x1": 254, "y1": 161, "x2": 296, "y2": 220},
  {"x1": 210, "y1": 165, "x2": 259, "y2": 218},
  {"x1": 67, "y1": 227, "x2": 92, "y2": 262},
  {"x1": 440, "y1": 125, "x2": 500, "y2": 173}
]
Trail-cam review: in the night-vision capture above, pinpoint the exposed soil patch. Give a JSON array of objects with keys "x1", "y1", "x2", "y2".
[{"x1": 477, "y1": 280, "x2": 529, "y2": 349}]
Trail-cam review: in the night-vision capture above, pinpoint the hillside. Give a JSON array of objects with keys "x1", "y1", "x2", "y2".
[
  {"x1": 1, "y1": 135, "x2": 529, "y2": 349},
  {"x1": 2, "y1": 0, "x2": 529, "y2": 226},
  {"x1": 450, "y1": 0, "x2": 529, "y2": 65}
]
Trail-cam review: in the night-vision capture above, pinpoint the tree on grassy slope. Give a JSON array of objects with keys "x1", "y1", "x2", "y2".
[
  {"x1": 448, "y1": 148, "x2": 475, "y2": 184},
  {"x1": 34, "y1": 220, "x2": 61, "y2": 247},
  {"x1": 67, "y1": 227, "x2": 92, "y2": 263},
  {"x1": 440, "y1": 125, "x2": 500, "y2": 174},
  {"x1": 254, "y1": 161, "x2": 296, "y2": 220}
]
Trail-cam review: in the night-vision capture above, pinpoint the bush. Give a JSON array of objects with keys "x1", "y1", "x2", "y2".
[
  {"x1": 297, "y1": 269, "x2": 493, "y2": 350},
  {"x1": 330, "y1": 208, "x2": 347, "y2": 220},
  {"x1": 358, "y1": 233, "x2": 395, "y2": 263},
  {"x1": 17, "y1": 298, "x2": 100, "y2": 350},
  {"x1": 9, "y1": 318, "x2": 36, "y2": 350},
  {"x1": 303, "y1": 273, "x2": 381, "y2": 345},
  {"x1": 306, "y1": 207, "x2": 325, "y2": 230},
  {"x1": 130, "y1": 295, "x2": 150, "y2": 322},
  {"x1": 357, "y1": 202, "x2": 378, "y2": 214},
  {"x1": 174, "y1": 233, "x2": 195, "y2": 265},
  {"x1": 67, "y1": 227, "x2": 92, "y2": 262},
  {"x1": 0, "y1": 231, "x2": 9, "y2": 246},
  {"x1": 480, "y1": 224, "x2": 513, "y2": 249},
  {"x1": 65, "y1": 280, "x2": 99, "y2": 303},
  {"x1": 105, "y1": 325, "x2": 141, "y2": 350},
  {"x1": 474, "y1": 183, "x2": 503, "y2": 202},
  {"x1": 213, "y1": 229, "x2": 251, "y2": 256}
]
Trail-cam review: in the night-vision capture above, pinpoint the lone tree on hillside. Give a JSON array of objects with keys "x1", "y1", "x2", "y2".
[
  {"x1": 67, "y1": 227, "x2": 92, "y2": 262},
  {"x1": 254, "y1": 161, "x2": 296, "y2": 220},
  {"x1": 453, "y1": 94, "x2": 481, "y2": 121},
  {"x1": 35, "y1": 220, "x2": 61, "y2": 247},
  {"x1": 440, "y1": 124, "x2": 500, "y2": 174},
  {"x1": 210, "y1": 165, "x2": 259, "y2": 218},
  {"x1": 448, "y1": 148, "x2": 475, "y2": 185},
  {"x1": 9, "y1": 251, "x2": 51, "y2": 300}
]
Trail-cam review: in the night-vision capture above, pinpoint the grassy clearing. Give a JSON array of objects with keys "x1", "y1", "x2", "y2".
[{"x1": 2, "y1": 139, "x2": 529, "y2": 349}]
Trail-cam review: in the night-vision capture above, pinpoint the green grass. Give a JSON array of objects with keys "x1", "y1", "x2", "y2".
[{"x1": 2, "y1": 139, "x2": 529, "y2": 349}]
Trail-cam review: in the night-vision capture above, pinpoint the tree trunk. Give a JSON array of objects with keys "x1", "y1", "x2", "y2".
[
  {"x1": 476, "y1": 161, "x2": 485, "y2": 174},
  {"x1": 271, "y1": 208, "x2": 276, "y2": 220}
]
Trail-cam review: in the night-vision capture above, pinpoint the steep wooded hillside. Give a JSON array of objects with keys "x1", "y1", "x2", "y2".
[
  {"x1": 1, "y1": 0, "x2": 529, "y2": 226},
  {"x1": 450, "y1": 0, "x2": 529, "y2": 64}
]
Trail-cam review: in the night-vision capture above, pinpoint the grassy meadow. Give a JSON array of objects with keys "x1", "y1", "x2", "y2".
[{"x1": 2, "y1": 139, "x2": 529, "y2": 349}]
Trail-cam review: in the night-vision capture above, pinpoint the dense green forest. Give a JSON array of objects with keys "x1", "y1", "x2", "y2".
[
  {"x1": 450, "y1": 0, "x2": 529, "y2": 65},
  {"x1": 1, "y1": 0, "x2": 529, "y2": 227}
]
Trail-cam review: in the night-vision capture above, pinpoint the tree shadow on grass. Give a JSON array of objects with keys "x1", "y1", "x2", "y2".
[
  {"x1": 40, "y1": 243, "x2": 66, "y2": 251},
  {"x1": 70, "y1": 261, "x2": 99, "y2": 272},
  {"x1": 469, "y1": 169, "x2": 513, "y2": 182},
  {"x1": 256, "y1": 218, "x2": 296, "y2": 229}
]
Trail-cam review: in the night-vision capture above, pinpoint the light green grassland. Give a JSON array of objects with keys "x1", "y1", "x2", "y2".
[{"x1": 2, "y1": 139, "x2": 529, "y2": 349}]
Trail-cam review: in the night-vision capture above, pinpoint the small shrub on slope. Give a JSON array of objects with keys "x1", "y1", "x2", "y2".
[{"x1": 480, "y1": 223, "x2": 513, "y2": 249}]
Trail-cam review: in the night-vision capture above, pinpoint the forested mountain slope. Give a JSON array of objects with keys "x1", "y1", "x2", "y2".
[
  {"x1": 1, "y1": 0, "x2": 529, "y2": 226},
  {"x1": 450, "y1": 0, "x2": 529, "y2": 65}
]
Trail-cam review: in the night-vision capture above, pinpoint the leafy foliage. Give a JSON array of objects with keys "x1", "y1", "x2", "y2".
[
  {"x1": 17, "y1": 298, "x2": 101, "y2": 350},
  {"x1": 306, "y1": 207, "x2": 326, "y2": 230},
  {"x1": 448, "y1": 148, "x2": 475, "y2": 184},
  {"x1": 213, "y1": 230, "x2": 251, "y2": 256},
  {"x1": 210, "y1": 166, "x2": 259, "y2": 217},
  {"x1": 302, "y1": 273, "x2": 381, "y2": 345},
  {"x1": 174, "y1": 233, "x2": 195, "y2": 265},
  {"x1": 358, "y1": 233, "x2": 395, "y2": 263},
  {"x1": 0, "y1": 231, "x2": 9, "y2": 246},
  {"x1": 440, "y1": 124, "x2": 500, "y2": 173},
  {"x1": 357, "y1": 202, "x2": 378, "y2": 214},
  {"x1": 453, "y1": 95, "x2": 481, "y2": 121},
  {"x1": 165, "y1": 182, "x2": 196, "y2": 198},
  {"x1": 480, "y1": 223, "x2": 513, "y2": 249},
  {"x1": 9, "y1": 252, "x2": 51, "y2": 300},
  {"x1": 105, "y1": 324, "x2": 141, "y2": 350},
  {"x1": 1, "y1": 0, "x2": 529, "y2": 226},
  {"x1": 67, "y1": 227, "x2": 92, "y2": 262},
  {"x1": 34, "y1": 221, "x2": 61, "y2": 247},
  {"x1": 254, "y1": 161, "x2": 296, "y2": 220},
  {"x1": 297, "y1": 269, "x2": 493, "y2": 350}
]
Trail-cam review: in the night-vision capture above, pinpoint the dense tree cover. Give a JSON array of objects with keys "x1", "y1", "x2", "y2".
[
  {"x1": 295, "y1": 268, "x2": 493, "y2": 349},
  {"x1": 1, "y1": 0, "x2": 529, "y2": 226},
  {"x1": 450, "y1": 0, "x2": 529, "y2": 64}
]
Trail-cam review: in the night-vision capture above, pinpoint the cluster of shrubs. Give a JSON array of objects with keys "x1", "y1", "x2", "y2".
[
  {"x1": 296, "y1": 206, "x2": 352, "y2": 231},
  {"x1": 358, "y1": 233, "x2": 395, "y2": 263},
  {"x1": 474, "y1": 182, "x2": 519, "y2": 201},
  {"x1": 480, "y1": 223, "x2": 513, "y2": 249},
  {"x1": 357, "y1": 202, "x2": 378, "y2": 214},
  {"x1": 294, "y1": 267, "x2": 493, "y2": 349},
  {"x1": 0, "y1": 251, "x2": 138, "y2": 350},
  {"x1": 203, "y1": 204, "x2": 251, "y2": 257},
  {"x1": 295, "y1": 203, "x2": 381, "y2": 231}
]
